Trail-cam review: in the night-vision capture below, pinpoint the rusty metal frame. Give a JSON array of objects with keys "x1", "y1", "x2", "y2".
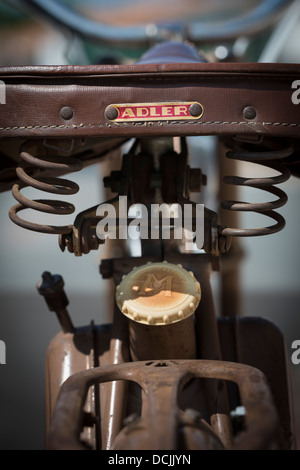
[{"x1": 47, "y1": 359, "x2": 278, "y2": 450}]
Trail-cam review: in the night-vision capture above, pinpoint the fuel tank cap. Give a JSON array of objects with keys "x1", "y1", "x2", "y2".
[{"x1": 116, "y1": 261, "x2": 201, "y2": 325}]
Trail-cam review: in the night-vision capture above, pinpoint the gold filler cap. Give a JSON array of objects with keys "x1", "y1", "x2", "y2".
[{"x1": 116, "y1": 261, "x2": 201, "y2": 325}]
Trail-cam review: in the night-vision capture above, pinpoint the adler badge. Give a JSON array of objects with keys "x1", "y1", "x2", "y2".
[{"x1": 105, "y1": 102, "x2": 204, "y2": 122}]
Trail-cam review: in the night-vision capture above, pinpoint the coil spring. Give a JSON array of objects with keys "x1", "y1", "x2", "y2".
[
  {"x1": 9, "y1": 141, "x2": 83, "y2": 234},
  {"x1": 220, "y1": 139, "x2": 293, "y2": 237}
]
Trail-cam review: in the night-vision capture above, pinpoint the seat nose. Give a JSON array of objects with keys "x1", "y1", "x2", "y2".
[{"x1": 137, "y1": 40, "x2": 207, "y2": 64}]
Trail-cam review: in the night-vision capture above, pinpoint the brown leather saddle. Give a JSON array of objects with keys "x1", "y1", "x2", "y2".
[{"x1": 0, "y1": 40, "x2": 300, "y2": 193}]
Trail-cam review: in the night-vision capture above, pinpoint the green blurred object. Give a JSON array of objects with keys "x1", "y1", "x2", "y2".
[{"x1": 0, "y1": 0, "x2": 29, "y2": 24}]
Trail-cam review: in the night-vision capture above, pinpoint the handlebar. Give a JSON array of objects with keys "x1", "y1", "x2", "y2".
[{"x1": 12, "y1": 0, "x2": 293, "y2": 46}]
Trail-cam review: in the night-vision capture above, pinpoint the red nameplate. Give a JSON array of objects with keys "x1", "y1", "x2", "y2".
[{"x1": 104, "y1": 102, "x2": 204, "y2": 122}]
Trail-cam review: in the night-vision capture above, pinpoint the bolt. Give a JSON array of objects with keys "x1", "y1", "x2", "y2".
[
  {"x1": 243, "y1": 106, "x2": 256, "y2": 120},
  {"x1": 37, "y1": 271, "x2": 66, "y2": 299},
  {"x1": 37, "y1": 271, "x2": 75, "y2": 333},
  {"x1": 59, "y1": 106, "x2": 74, "y2": 120},
  {"x1": 105, "y1": 106, "x2": 119, "y2": 121},
  {"x1": 189, "y1": 103, "x2": 203, "y2": 118},
  {"x1": 37, "y1": 271, "x2": 68, "y2": 312}
]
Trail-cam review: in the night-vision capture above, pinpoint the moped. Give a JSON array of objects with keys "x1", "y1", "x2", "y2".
[{"x1": 1, "y1": 0, "x2": 300, "y2": 450}]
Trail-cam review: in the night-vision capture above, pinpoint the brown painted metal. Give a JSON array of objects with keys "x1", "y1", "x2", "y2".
[
  {"x1": 45, "y1": 306, "x2": 296, "y2": 449},
  {"x1": 182, "y1": 254, "x2": 233, "y2": 448},
  {"x1": 218, "y1": 316, "x2": 297, "y2": 449},
  {"x1": 128, "y1": 315, "x2": 197, "y2": 362},
  {"x1": 41, "y1": 138, "x2": 296, "y2": 449},
  {"x1": 45, "y1": 324, "x2": 97, "y2": 447},
  {"x1": 100, "y1": 305, "x2": 130, "y2": 450},
  {"x1": 43, "y1": 254, "x2": 273, "y2": 450},
  {"x1": 47, "y1": 359, "x2": 278, "y2": 450}
]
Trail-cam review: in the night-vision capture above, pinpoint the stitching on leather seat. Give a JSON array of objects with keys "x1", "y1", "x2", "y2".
[{"x1": 1, "y1": 121, "x2": 300, "y2": 132}]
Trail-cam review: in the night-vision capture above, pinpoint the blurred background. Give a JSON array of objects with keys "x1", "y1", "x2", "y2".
[{"x1": 0, "y1": 0, "x2": 299, "y2": 449}]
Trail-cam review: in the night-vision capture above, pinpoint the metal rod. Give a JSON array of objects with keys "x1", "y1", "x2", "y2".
[{"x1": 194, "y1": 259, "x2": 233, "y2": 448}]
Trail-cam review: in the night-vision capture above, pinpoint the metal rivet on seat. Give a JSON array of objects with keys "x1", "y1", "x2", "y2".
[
  {"x1": 105, "y1": 106, "x2": 119, "y2": 121},
  {"x1": 189, "y1": 103, "x2": 203, "y2": 118},
  {"x1": 59, "y1": 106, "x2": 74, "y2": 120},
  {"x1": 243, "y1": 106, "x2": 257, "y2": 120}
]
